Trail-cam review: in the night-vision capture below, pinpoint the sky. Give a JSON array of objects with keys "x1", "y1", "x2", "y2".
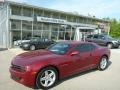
[{"x1": 8, "y1": 0, "x2": 120, "y2": 20}]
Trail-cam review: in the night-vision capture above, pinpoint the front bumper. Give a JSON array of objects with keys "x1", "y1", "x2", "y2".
[
  {"x1": 112, "y1": 43, "x2": 119, "y2": 48},
  {"x1": 9, "y1": 68, "x2": 36, "y2": 88},
  {"x1": 20, "y1": 45, "x2": 30, "y2": 50}
]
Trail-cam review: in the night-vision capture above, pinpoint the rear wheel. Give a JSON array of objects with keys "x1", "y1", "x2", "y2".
[
  {"x1": 36, "y1": 67, "x2": 58, "y2": 89},
  {"x1": 118, "y1": 45, "x2": 120, "y2": 49},
  {"x1": 98, "y1": 56, "x2": 108, "y2": 71},
  {"x1": 30, "y1": 45, "x2": 35, "y2": 50}
]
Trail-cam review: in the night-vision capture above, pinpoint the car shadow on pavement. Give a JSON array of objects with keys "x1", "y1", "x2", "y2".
[
  {"x1": 34, "y1": 61, "x2": 112, "y2": 90},
  {"x1": 54, "y1": 61, "x2": 112, "y2": 89}
]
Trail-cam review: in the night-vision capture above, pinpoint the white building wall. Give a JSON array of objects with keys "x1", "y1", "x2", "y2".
[{"x1": 0, "y1": 3, "x2": 8, "y2": 48}]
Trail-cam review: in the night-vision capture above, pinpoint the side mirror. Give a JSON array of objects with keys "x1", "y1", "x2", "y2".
[{"x1": 70, "y1": 51, "x2": 79, "y2": 56}]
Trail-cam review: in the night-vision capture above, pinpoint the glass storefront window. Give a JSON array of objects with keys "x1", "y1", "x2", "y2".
[
  {"x1": 33, "y1": 31, "x2": 42, "y2": 38},
  {"x1": 22, "y1": 21, "x2": 32, "y2": 30},
  {"x1": 33, "y1": 23, "x2": 43, "y2": 30},
  {"x1": 12, "y1": 31, "x2": 21, "y2": 41},
  {"x1": 22, "y1": 31, "x2": 32, "y2": 40},
  {"x1": 65, "y1": 28, "x2": 71, "y2": 40},
  {"x1": 42, "y1": 30, "x2": 50, "y2": 39},
  {"x1": 51, "y1": 24, "x2": 59, "y2": 40},
  {"x1": 11, "y1": 20, "x2": 21, "y2": 30},
  {"x1": 71, "y1": 29, "x2": 75, "y2": 40},
  {"x1": 43, "y1": 23, "x2": 50, "y2": 30}
]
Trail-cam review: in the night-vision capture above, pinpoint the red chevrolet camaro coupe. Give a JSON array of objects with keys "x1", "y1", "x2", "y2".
[{"x1": 10, "y1": 41, "x2": 110, "y2": 89}]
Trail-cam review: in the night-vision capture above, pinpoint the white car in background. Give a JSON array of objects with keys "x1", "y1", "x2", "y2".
[
  {"x1": 14, "y1": 39, "x2": 30, "y2": 46},
  {"x1": 14, "y1": 37, "x2": 41, "y2": 46}
]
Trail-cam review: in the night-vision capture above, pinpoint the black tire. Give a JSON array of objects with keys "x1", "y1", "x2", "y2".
[
  {"x1": 107, "y1": 43, "x2": 113, "y2": 49},
  {"x1": 30, "y1": 45, "x2": 36, "y2": 50},
  {"x1": 98, "y1": 56, "x2": 108, "y2": 71},
  {"x1": 118, "y1": 45, "x2": 120, "y2": 49},
  {"x1": 36, "y1": 67, "x2": 58, "y2": 89}
]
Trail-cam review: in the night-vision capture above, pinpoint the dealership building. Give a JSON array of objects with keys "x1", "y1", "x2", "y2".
[{"x1": 0, "y1": 0, "x2": 110, "y2": 48}]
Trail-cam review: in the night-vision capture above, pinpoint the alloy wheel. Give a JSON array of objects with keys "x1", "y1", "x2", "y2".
[
  {"x1": 98, "y1": 56, "x2": 108, "y2": 70},
  {"x1": 40, "y1": 70, "x2": 56, "y2": 87},
  {"x1": 30, "y1": 45, "x2": 35, "y2": 50},
  {"x1": 36, "y1": 67, "x2": 58, "y2": 89}
]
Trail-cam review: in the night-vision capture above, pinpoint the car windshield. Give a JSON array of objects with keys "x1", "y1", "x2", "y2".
[{"x1": 47, "y1": 43, "x2": 70, "y2": 55}]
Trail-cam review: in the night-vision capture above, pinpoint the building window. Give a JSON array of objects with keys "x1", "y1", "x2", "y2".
[
  {"x1": 59, "y1": 27, "x2": 65, "y2": 40},
  {"x1": 11, "y1": 20, "x2": 21, "y2": 30},
  {"x1": 42, "y1": 30, "x2": 50, "y2": 39},
  {"x1": 11, "y1": 5, "x2": 21, "y2": 15},
  {"x1": 34, "y1": 9, "x2": 43, "y2": 17},
  {"x1": 22, "y1": 31, "x2": 32, "y2": 40},
  {"x1": 22, "y1": 7, "x2": 32, "y2": 17},
  {"x1": 52, "y1": 13, "x2": 60, "y2": 19},
  {"x1": 33, "y1": 22, "x2": 42, "y2": 30},
  {"x1": 12, "y1": 31, "x2": 21, "y2": 42},
  {"x1": 22, "y1": 21, "x2": 32, "y2": 30},
  {"x1": 73, "y1": 17, "x2": 77, "y2": 22},
  {"x1": 60, "y1": 14, "x2": 66, "y2": 20},
  {"x1": 51, "y1": 24, "x2": 59, "y2": 40},
  {"x1": 33, "y1": 31, "x2": 41, "y2": 37},
  {"x1": 79, "y1": 18, "x2": 84, "y2": 23},
  {"x1": 44, "y1": 11, "x2": 52, "y2": 18},
  {"x1": 43, "y1": 23, "x2": 50, "y2": 30},
  {"x1": 67, "y1": 15, "x2": 73, "y2": 22}
]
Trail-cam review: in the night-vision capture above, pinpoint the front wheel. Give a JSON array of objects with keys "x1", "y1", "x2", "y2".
[
  {"x1": 107, "y1": 43, "x2": 113, "y2": 49},
  {"x1": 118, "y1": 45, "x2": 120, "y2": 49},
  {"x1": 98, "y1": 56, "x2": 108, "y2": 71},
  {"x1": 36, "y1": 67, "x2": 58, "y2": 89},
  {"x1": 30, "y1": 45, "x2": 36, "y2": 50}
]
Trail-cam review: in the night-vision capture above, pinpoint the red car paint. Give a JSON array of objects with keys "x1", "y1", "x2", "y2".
[{"x1": 9, "y1": 41, "x2": 110, "y2": 88}]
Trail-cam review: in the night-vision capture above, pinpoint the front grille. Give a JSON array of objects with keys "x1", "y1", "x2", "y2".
[{"x1": 11, "y1": 64, "x2": 25, "y2": 72}]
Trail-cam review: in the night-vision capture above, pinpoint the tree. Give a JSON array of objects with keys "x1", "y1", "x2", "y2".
[{"x1": 103, "y1": 18, "x2": 120, "y2": 38}]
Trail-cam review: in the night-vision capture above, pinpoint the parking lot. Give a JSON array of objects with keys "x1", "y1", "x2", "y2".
[{"x1": 0, "y1": 48, "x2": 120, "y2": 90}]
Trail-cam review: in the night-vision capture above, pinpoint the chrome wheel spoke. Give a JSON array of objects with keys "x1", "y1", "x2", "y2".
[
  {"x1": 100, "y1": 58, "x2": 107, "y2": 69},
  {"x1": 44, "y1": 80, "x2": 49, "y2": 86},
  {"x1": 45, "y1": 71, "x2": 49, "y2": 76},
  {"x1": 49, "y1": 72, "x2": 54, "y2": 77},
  {"x1": 40, "y1": 77, "x2": 46, "y2": 81}
]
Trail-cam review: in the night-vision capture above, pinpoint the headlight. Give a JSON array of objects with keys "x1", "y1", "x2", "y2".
[
  {"x1": 20, "y1": 66, "x2": 31, "y2": 72},
  {"x1": 11, "y1": 64, "x2": 29, "y2": 72},
  {"x1": 25, "y1": 66, "x2": 31, "y2": 71}
]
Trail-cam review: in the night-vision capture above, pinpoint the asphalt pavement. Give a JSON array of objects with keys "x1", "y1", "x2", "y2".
[{"x1": 0, "y1": 48, "x2": 120, "y2": 90}]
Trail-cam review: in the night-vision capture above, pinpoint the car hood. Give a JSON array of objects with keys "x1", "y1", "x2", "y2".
[{"x1": 12, "y1": 50, "x2": 59, "y2": 66}]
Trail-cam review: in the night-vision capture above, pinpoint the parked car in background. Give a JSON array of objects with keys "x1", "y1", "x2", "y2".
[
  {"x1": 14, "y1": 37, "x2": 31, "y2": 46},
  {"x1": 86, "y1": 34, "x2": 120, "y2": 49},
  {"x1": 20, "y1": 38, "x2": 55, "y2": 50},
  {"x1": 10, "y1": 41, "x2": 110, "y2": 89}
]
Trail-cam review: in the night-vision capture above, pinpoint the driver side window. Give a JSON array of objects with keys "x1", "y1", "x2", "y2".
[
  {"x1": 75, "y1": 44, "x2": 91, "y2": 53},
  {"x1": 75, "y1": 44, "x2": 96, "y2": 53}
]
